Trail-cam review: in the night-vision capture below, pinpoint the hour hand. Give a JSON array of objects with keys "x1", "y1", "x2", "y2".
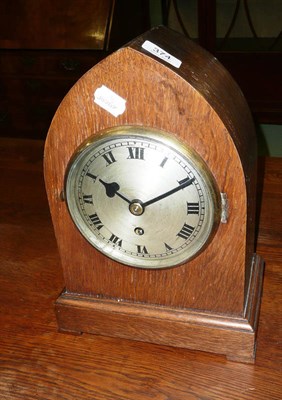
[{"x1": 99, "y1": 179, "x2": 131, "y2": 204}]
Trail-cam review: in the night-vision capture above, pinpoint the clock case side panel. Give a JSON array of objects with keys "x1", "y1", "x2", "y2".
[
  {"x1": 128, "y1": 26, "x2": 259, "y2": 302},
  {"x1": 44, "y1": 28, "x2": 260, "y2": 317}
]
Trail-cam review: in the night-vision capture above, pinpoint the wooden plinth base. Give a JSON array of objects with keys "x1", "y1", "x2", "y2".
[{"x1": 55, "y1": 254, "x2": 264, "y2": 363}]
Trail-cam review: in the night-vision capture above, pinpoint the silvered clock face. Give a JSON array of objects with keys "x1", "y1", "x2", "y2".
[{"x1": 65, "y1": 126, "x2": 220, "y2": 269}]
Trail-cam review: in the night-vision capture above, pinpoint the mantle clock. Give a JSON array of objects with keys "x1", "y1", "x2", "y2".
[{"x1": 44, "y1": 26, "x2": 264, "y2": 363}]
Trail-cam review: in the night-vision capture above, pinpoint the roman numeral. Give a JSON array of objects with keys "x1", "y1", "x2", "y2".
[
  {"x1": 86, "y1": 172, "x2": 97, "y2": 182},
  {"x1": 160, "y1": 157, "x2": 168, "y2": 168},
  {"x1": 177, "y1": 223, "x2": 194, "y2": 240},
  {"x1": 137, "y1": 245, "x2": 148, "y2": 254},
  {"x1": 109, "y1": 234, "x2": 123, "y2": 247},
  {"x1": 164, "y1": 242, "x2": 173, "y2": 251},
  {"x1": 83, "y1": 194, "x2": 93, "y2": 204},
  {"x1": 102, "y1": 151, "x2": 116, "y2": 166},
  {"x1": 89, "y1": 213, "x2": 103, "y2": 230},
  {"x1": 127, "y1": 147, "x2": 145, "y2": 160},
  {"x1": 187, "y1": 202, "x2": 200, "y2": 215}
]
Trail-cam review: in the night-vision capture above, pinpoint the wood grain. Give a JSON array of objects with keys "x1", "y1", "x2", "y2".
[
  {"x1": 0, "y1": 138, "x2": 281, "y2": 399},
  {"x1": 44, "y1": 26, "x2": 255, "y2": 312},
  {"x1": 43, "y1": 26, "x2": 264, "y2": 361}
]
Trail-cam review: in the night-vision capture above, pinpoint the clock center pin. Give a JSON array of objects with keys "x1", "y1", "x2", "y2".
[{"x1": 129, "y1": 201, "x2": 144, "y2": 216}]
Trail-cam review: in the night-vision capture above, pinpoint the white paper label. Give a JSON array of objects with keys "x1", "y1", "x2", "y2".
[
  {"x1": 94, "y1": 85, "x2": 126, "y2": 117},
  {"x1": 141, "y1": 40, "x2": 182, "y2": 68}
]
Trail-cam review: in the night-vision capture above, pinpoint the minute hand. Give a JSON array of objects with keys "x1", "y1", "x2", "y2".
[{"x1": 142, "y1": 177, "x2": 195, "y2": 208}]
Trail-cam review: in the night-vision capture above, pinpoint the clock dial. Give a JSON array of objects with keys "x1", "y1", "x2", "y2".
[{"x1": 65, "y1": 126, "x2": 220, "y2": 269}]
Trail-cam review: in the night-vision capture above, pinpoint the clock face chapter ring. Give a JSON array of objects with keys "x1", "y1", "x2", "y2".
[{"x1": 64, "y1": 126, "x2": 221, "y2": 269}]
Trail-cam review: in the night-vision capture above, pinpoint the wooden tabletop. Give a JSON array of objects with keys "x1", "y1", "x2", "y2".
[{"x1": 0, "y1": 138, "x2": 281, "y2": 399}]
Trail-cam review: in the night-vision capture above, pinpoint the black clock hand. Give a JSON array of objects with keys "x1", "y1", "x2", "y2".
[
  {"x1": 99, "y1": 179, "x2": 131, "y2": 204},
  {"x1": 142, "y1": 177, "x2": 195, "y2": 208}
]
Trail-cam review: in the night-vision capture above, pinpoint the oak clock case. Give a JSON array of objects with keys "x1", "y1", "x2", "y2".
[
  {"x1": 44, "y1": 26, "x2": 264, "y2": 363},
  {"x1": 65, "y1": 126, "x2": 220, "y2": 269}
]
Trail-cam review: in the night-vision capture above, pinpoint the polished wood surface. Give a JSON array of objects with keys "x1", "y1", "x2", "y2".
[
  {"x1": 44, "y1": 26, "x2": 263, "y2": 362},
  {"x1": 0, "y1": 138, "x2": 281, "y2": 398},
  {"x1": 45, "y1": 26, "x2": 255, "y2": 312},
  {"x1": 0, "y1": 0, "x2": 114, "y2": 49}
]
